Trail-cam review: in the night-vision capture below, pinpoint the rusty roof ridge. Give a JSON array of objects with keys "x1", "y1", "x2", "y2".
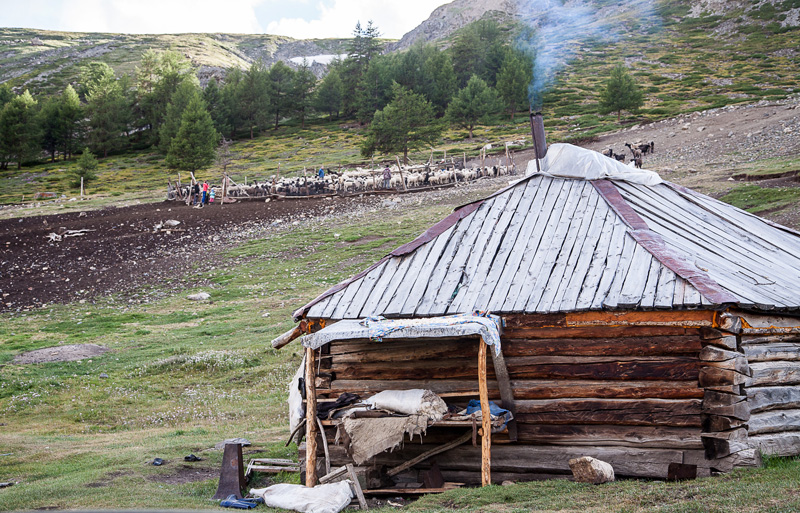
[{"x1": 591, "y1": 179, "x2": 738, "y2": 307}]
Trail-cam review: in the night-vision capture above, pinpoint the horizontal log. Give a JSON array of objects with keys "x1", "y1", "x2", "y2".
[
  {"x1": 506, "y1": 356, "x2": 701, "y2": 381},
  {"x1": 515, "y1": 398, "x2": 702, "y2": 427},
  {"x1": 737, "y1": 312, "x2": 800, "y2": 331},
  {"x1": 503, "y1": 313, "x2": 566, "y2": 329},
  {"x1": 502, "y1": 336, "x2": 701, "y2": 357},
  {"x1": 328, "y1": 338, "x2": 478, "y2": 363},
  {"x1": 701, "y1": 428, "x2": 749, "y2": 459},
  {"x1": 702, "y1": 401, "x2": 750, "y2": 421},
  {"x1": 502, "y1": 326, "x2": 699, "y2": 340},
  {"x1": 703, "y1": 336, "x2": 738, "y2": 351},
  {"x1": 698, "y1": 367, "x2": 748, "y2": 387},
  {"x1": 439, "y1": 470, "x2": 569, "y2": 485},
  {"x1": 683, "y1": 448, "x2": 761, "y2": 473},
  {"x1": 748, "y1": 409, "x2": 800, "y2": 435},
  {"x1": 716, "y1": 313, "x2": 742, "y2": 334},
  {"x1": 699, "y1": 346, "x2": 741, "y2": 362},
  {"x1": 747, "y1": 362, "x2": 800, "y2": 387},
  {"x1": 330, "y1": 357, "x2": 494, "y2": 381},
  {"x1": 703, "y1": 390, "x2": 746, "y2": 408},
  {"x1": 327, "y1": 379, "x2": 703, "y2": 400},
  {"x1": 567, "y1": 310, "x2": 714, "y2": 327},
  {"x1": 748, "y1": 432, "x2": 800, "y2": 458},
  {"x1": 703, "y1": 358, "x2": 750, "y2": 376},
  {"x1": 703, "y1": 415, "x2": 746, "y2": 432},
  {"x1": 741, "y1": 334, "x2": 800, "y2": 345},
  {"x1": 747, "y1": 386, "x2": 800, "y2": 413},
  {"x1": 516, "y1": 424, "x2": 703, "y2": 449},
  {"x1": 743, "y1": 343, "x2": 800, "y2": 362},
  {"x1": 703, "y1": 384, "x2": 743, "y2": 395}
]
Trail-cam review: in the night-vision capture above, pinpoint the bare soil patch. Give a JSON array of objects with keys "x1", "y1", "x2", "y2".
[
  {"x1": 13, "y1": 343, "x2": 108, "y2": 364},
  {"x1": 147, "y1": 464, "x2": 217, "y2": 485}
]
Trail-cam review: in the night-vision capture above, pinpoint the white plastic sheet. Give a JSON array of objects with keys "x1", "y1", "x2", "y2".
[
  {"x1": 250, "y1": 481, "x2": 353, "y2": 513},
  {"x1": 527, "y1": 143, "x2": 663, "y2": 186},
  {"x1": 288, "y1": 354, "x2": 306, "y2": 440},
  {"x1": 365, "y1": 389, "x2": 447, "y2": 421}
]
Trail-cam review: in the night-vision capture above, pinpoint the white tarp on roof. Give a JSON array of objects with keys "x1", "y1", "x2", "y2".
[
  {"x1": 527, "y1": 143, "x2": 663, "y2": 186},
  {"x1": 300, "y1": 314, "x2": 503, "y2": 355}
]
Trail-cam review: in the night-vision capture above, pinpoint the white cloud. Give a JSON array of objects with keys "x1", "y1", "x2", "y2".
[
  {"x1": 58, "y1": 0, "x2": 264, "y2": 34},
  {"x1": 264, "y1": 0, "x2": 451, "y2": 39}
]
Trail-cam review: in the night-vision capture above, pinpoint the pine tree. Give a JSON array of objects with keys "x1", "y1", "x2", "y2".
[
  {"x1": 237, "y1": 61, "x2": 269, "y2": 138},
  {"x1": 166, "y1": 96, "x2": 218, "y2": 173},
  {"x1": 0, "y1": 90, "x2": 39, "y2": 170},
  {"x1": 496, "y1": 49, "x2": 533, "y2": 121},
  {"x1": 313, "y1": 65, "x2": 343, "y2": 119},
  {"x1": 159, "y1": 80, "x2": 201, "y2": 153},
  {"x1": 266, "y1": 61, "x2": 296, "y2": 130},
  {"x1": 292, "y1": 59, "x2": 317, "y2": 129},
  {"x1": 39, "y1": 96, "x2": 62, "y2": 162},
  {"x1": 68, "y1": 147, "x2": 98, "y2": 188},
  {"x1": 598, "y1": 63, "x2": 644, "y2": 123},
  {"x1": 446, "y1": 75, "x2": 499, "y2": 139},
  {"x1": 83, "y1": 62, "x2": 127, "y2": 157},
  {"x1": 361, "y1": 82, "x2": 443, "y2": 164},
  {"x1": 58, "y1": 85, "x2": 83, "y2": 160}
]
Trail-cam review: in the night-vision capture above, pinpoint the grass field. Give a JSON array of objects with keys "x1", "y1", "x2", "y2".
[{"x1": 2, "y1": 172, "x2": 800, "y2": 511}]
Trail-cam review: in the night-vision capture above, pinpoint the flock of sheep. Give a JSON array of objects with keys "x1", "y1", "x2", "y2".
[{"x1": 179, "y1": 163, "x2": 516, "y2": 200}]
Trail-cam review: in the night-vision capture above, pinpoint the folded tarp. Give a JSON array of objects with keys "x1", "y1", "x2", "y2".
[
  {"x1": 250, "y1": 481, "x2": 353, "y2": 513},
  {"x1": 300, "y1": 312, "x2": 503, "y2": 356}
]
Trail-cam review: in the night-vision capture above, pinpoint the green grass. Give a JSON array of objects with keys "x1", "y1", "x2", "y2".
[{"x1": 721, "y1": 184, "x2": 800, "y2": 213}]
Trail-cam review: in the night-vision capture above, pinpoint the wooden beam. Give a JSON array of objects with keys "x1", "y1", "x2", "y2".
[
  {"x1": 271, "y1": 325, "x2": 304, "y2": 349},
  {"x1": 566, "y1": 310, "x2": 715, "y2": 327},
  {"x1": 490, "y1": 348, "x2": 517, "y2": 441},
  {"x1": 387, "y1": 431, "x2": 472, "y2": 477},
  {"x1": 305, "y1": 347, "x2": 318, "y2": 486},
  {"x1": 478, "y1": 341, "x2": 491, "y2": 486}
]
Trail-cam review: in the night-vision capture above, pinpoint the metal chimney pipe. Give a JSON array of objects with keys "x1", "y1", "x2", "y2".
[{"x1": 529, "y1": 109, "x2": 548, "y2": 174}]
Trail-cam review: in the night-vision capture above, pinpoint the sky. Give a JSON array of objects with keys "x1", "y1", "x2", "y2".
[{"x1": 0, "y1": 0, "x2": 452, "y2": 39}]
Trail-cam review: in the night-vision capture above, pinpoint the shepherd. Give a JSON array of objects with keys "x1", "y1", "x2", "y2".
[{"x1": 383, "y1": 166, "x2": 392, "y2": 190}]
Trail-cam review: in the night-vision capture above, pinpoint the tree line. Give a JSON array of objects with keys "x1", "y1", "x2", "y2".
[{"x1": 0, "y1": 19, "x2": 643, "y2": 175}]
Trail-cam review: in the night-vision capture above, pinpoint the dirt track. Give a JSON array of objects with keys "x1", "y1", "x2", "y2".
[{"x1": 0, "y1": 197, "x2": 365, "y2": 312}]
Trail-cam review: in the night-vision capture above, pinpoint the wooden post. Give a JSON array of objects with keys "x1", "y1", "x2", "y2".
[
  {"x1": 463, "y1": 152, "x2": 467, "y2": 169},
  {"x1": 395, "y1": 156, "x2": 407, "y2": 191},
  {"x1": 221, "y1": 174, "x2": 227, "y2": 207},
  {"x1": 478, "y1": 341, "x2": 491, "y2": 486},
  {"x1": 305, "y1": 347, "x2": 319, "y2": 486}
]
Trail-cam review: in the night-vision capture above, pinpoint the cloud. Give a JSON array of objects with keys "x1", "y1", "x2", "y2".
[
  {"x1": 264, "y1": 0, "x2": 451, "y2": 39},
  {"x1": 58, "y1": 0, "x2": 264, "y2": 34}
]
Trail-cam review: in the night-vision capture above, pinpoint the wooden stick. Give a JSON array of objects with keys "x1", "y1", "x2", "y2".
[
  {"x1": 347, "y1": 464, "x2": 368, "y2": 510},
  {"x1": 479, "y1": 341, "x2": 491, "y2": 486},
  {"x1": 316, "y1": 416, "x2": 331, "y2": 476},
  {"x1": 387, "y1": 431, "x2": 472, "y2": 477},
  {"x1": 80, "y1": 177, "x2": 84, "y2": 200},
  {"x1": 490, "y1": 348, "x2": 517, "y2": 442},
  {"x1": 305, "y1": 347, "x2": 318, "y2": 486},
  {"x1": 271, "y1": 325, "x2": 304, "y2": 349},
  {"x1": 395, "y1": 156, "x2": 407, "y2": 191}
]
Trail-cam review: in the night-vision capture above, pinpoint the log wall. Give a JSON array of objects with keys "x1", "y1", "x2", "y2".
[
  {"x1": 738, "y1": 311, "x2": 800, "y2": 458},
  {"x1": 303, "y1": 311, "x2": 771, "y2": 484}
]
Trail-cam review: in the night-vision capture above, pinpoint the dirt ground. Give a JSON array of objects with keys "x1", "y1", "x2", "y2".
[{"x1": 3, "y1": 97, "x2": 800, "y2": 315}]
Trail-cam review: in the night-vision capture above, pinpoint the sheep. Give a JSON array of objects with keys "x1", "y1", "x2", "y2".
[{"x1": 602, "y1": 148, "x2": 614, "y2": 158}]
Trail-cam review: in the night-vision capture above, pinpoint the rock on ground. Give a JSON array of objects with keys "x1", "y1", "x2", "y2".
[{"x1": 568, "y1": 456, "x2": 615, "y2": 484}]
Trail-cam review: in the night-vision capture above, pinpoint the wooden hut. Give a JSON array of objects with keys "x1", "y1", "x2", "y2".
[{"x1": 276, "y1": 142, "x2": 800, "y2": 487}]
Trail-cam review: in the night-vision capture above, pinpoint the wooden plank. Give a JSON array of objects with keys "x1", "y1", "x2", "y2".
[
  {"x1": 683, "y1": 282, "x2": 702, "y2": 307},
  {"x1": 700, "y1": 428, "x2": 749, "y2": 459},
  {"x1": 451, "y1": 182, "x2": 527, "y2": 313},
  {"x1": 684, "y1": 447, "x2": 761, "y2": 474},
  {"x1": 415, "y1": 199, "x2": 486, "y2": 316},
  {"x1": 520, "y1": 181, "x2": 589, "y2": 312},
  {"x1": 516, "y1": 424, "x2": 703, "y2": 449},
  {"x1": 531, "y1": 182, "x2": 600, "y2": 313},
  {"x1": 699, "y1": 367, "x2": 748, "y2": 387},
  {"x1": 305, "y1": 347, "x2": 318, "y2": 486},
  {"x1": 502, "y1": 336, "x2": 702, "y2": 357},
  {"x1": 744, "y1": 343, "x2": 800, "y2": 362},
  {"x1": 566, "y1": 310, "x2": 715, "y2": 327},
  {"x1": 504, "y1": 355, "x2": 702, "y2": 381},
  {"x1": 343, "y1": 261, "x2": 388, "y2": 320},
  {"x1": 702, "y1": 415, "x2": 747, "y2": 432},
  {"x1": 617, "y1": 243, "x2": 655, "y2": 308},
  {"x1": 347, "y1": 464, "x2": 368, "y2": 510},
  {"x1": 399, "y1": 225, "x2": 457, "y2": 316},
  {"x1": 514, "y1": 398, "x2": 702, "y2": 427},
  {"x1": 738, "y1": 312, "x2": 800, "y2": 330},
  {"x1": 330, "y1": 357, "x2": 491, "y2": 381},
  {"x1": 369, "y1": 253, "x2": 418, "y2": 317},
  {"x1": 747, "y1": 362, "x2": 800, "y2": 387},
  {"x1": 478, "y1": 341, "x2": 491, "y2": 487},
  {"x1": 596, "y1": 233, "x2": 638, "y2": 310},
  {"x1": 748, "y1": 409, "x2": 800, "y2": 435},
  {"x1": 483, "y1": 178, "x2": 554, "y2": 311},
  {"x1": 430, "y1": 197, "x2": 502, "y2": 314},
  {"x1": 329, "y1": 338, "x2": 479, "y2": 363},
  {"x1": 386, "y1": 431, "x2": 472, "y2": 477},
  {"x1": 319, "y1": 288, "x2": 346, "y2": 320},
  {"x1": 742, "y1": 333, "x2": 800, "y2": 345},
  {"x1": 574, "y1": 213, "x2": 624, "y2": 311},
  {"x1": 490, "y1": 348, "x2": 517, "y2": 441},
  {"x1": 383, "y1": 234, "x2": 438, "y2": 317},
  {"x1": 356, "y1": 257, "x2": 403, "y2": 318},
  {"x1": 328, "y1": 378, "x2": 702, "y2": 400},
  {"x1": 498, "y1": 177, "x2": 566, "y2": 312},
  {"x1": 502, "y1": 325, "x2": 698, "y2": 339},
  {"x1": 748, "y1": 432, "x2": 800, "y2": 458},
  {"x1": 747, "y1": 386, "x2": 800, "y2": 413},
  {"x1": 638, "y1": 255, "x2": 662, "y2": 309},
  {"x1": 653, "y1": 266, "x2": 677, "y2": 309}
]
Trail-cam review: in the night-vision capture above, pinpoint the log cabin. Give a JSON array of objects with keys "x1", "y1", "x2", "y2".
[{"x1": 274, "y1": 132, "x2": 800, "y2": 488}]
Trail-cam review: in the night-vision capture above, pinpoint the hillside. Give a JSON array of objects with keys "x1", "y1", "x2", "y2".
[{"x1": 0, "y1": 28, "x2": 352, "y2": 95}]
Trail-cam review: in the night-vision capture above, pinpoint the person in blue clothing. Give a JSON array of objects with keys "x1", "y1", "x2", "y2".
[{"x1": 318, "y1": 167, "x2": 325, "y2": 179}]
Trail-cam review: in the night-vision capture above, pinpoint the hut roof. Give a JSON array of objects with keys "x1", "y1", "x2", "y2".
[{"x1": 295, "y1": 144, "x2": 800, "y2": 321}]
